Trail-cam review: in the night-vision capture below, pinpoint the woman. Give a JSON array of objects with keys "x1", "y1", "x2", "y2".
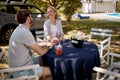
[{"x1": 43, "y1": 6, "x2": 64, "y2": 44}]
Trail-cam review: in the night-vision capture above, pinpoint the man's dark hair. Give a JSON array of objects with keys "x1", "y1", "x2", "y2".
[{"x1": 15, "y1": 9, "x2": 30, "y2": 24}]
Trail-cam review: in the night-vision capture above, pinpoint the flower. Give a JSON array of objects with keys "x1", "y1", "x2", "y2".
[{"x1": 70, "y1": 31, "x2": 84, "y2": 40}]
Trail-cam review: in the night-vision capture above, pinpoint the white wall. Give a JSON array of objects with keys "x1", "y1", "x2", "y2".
[{"x1": 82, "y1": 1, "x2": 116, "y2": 13}]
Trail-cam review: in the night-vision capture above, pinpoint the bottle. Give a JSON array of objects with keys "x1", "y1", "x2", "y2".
[{"x1": 55, "y1": 43, "x2": 62, "y2": 55}]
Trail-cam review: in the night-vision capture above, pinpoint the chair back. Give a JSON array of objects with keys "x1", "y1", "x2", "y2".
[
  {"x1": 93, "y1": 66, "x2": 120, "y2": 80},
  {"x1": 0, "y1": 64, "x2": 39, "y2": 80},
  {"x1": 0, "y1": 48, "x2": 39, "y2": 80},
  {"x1": 89, "y1": 28, "x2": 112, "y2": 41},
  {"x1": 94, "y1": 54, "x2": 120, "y2": 80},
  {"x1": 35, "y1": 29, "x2": 44, "y2": 42}
]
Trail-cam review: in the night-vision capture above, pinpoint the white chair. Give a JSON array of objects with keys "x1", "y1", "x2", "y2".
[
  {"x1": 109, "y1": 53, "x2": 120, "y2": 65},
  {"x1": 35, "y1": 29, "x2": 44, "y2": 42},
  {"x1": 0, "y1": 48, "x2": 40, "y2": 80},
  {"x1": 88, "y1": 28, "x2": 112, "y2": 65},
  {"x1": 93, "y1": 66, "x2": 120, "y2": 80},
  {"x1": 93, "y1": 52, "x2": 120, "y2": 80},
  {"x1": 0, "y1": 64, "x2": 40, "y2": 80}
]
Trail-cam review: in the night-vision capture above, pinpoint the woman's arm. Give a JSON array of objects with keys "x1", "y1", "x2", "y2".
[
  {"x1": 60, "y1": 34, "x2": 65, "y2": 41},
  {"x1": 43, "y1": 20, "x2": 51, "y2": 41},
  {"x1": 59, "y1": 19, "x2": 65, "y2": 41}
]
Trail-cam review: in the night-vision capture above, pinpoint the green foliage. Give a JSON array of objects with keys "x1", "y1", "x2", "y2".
[
  {"x1": 27, "y1": 0, "x2": 65, "y2": 11},
  {"x1": 60, "y1": 0, "x2": 82, "y2": 22},
  {"x1": 27, "y1": 0, "x2": 48, "y2": 11},
  {"x1": 116, "y1": 1, "x2": 120, "y2": 12},
  {"x1": 27, "y1": 0, "x2": 82, "y2": 21}
]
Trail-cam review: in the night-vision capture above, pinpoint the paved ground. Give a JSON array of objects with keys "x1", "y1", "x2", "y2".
[{"x1": 81, "y1": 13, "x2": 120, "y2": 22}]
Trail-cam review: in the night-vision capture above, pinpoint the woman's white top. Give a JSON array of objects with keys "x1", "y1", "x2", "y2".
[{"x1": 43, "y1": 19, "x2": 64, "y2": 41}]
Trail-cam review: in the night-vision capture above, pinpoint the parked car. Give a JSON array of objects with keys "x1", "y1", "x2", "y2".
[{"x1": 0, "y1": 3, "x2": 46, "y2": 43}]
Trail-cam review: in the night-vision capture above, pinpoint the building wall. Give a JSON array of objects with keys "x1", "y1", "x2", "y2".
[{"x1": 82, "y1": 1, "x2": 116, "y2": 13}]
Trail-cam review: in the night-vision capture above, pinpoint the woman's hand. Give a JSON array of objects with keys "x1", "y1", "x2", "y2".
[
  {"x1": 50, "y1": 38, "x2": 59, "y2": 45},
  {"x1": 46, "y1": 36, "x2": 52, "y2": 41},
  {"x1": 60, "y1": 34, "x2": 65, "y2": 42}
]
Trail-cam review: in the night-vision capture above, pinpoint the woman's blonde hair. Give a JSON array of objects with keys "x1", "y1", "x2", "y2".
[{"x1": 46, "y1": 6, "x2": 59, "y2": 19}]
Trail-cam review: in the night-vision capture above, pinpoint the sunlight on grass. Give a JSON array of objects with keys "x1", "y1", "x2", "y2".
[
  {"x1": 0, "y1": 18, "x2": 120, "y2": 60},
  {"x1": 62, "y1": 19, "x2": 120, "y2": 54},
  {"x1": 0, "y1": 64, "x2": 9, "y2": 69}
]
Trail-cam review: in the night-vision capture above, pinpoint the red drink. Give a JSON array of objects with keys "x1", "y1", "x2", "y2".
[
  {"x1": 56, "y1": 49, "x2": 62, "y2": 55},
  {"x1": 55, "y1": 44, "x2": 62, "y2": 55}
]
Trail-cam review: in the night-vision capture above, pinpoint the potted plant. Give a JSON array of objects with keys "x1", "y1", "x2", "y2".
[{"x1": 70, "y1": 31, "x2": 84, "y2": 48}]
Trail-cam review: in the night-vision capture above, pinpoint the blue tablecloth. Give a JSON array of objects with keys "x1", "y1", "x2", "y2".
[{"x1": 43, "y1": 40, "x2": 100, "y2": 80}]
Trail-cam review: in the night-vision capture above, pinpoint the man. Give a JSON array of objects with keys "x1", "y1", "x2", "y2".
[{"x1": 8, "y1": 9, "x2": 52, "y2": 78}]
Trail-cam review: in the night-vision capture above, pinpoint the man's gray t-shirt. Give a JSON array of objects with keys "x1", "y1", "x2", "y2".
[{"x1": 9, "y1": 24, "x2": 36, "y2": 67}]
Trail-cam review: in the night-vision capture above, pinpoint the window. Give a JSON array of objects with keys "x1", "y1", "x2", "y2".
[{"x1": 7, "y1": 6, "x2": 16, "y2": 14}]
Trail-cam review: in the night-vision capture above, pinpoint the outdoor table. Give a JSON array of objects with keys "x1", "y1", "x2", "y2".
[{"x1": 42, "y1": 39, "x2": 100, "y2": 80}]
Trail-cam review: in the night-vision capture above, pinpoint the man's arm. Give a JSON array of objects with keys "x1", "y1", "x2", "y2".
[{"x1": 29, "y1": 43, "x2": 51, "y2": 56}]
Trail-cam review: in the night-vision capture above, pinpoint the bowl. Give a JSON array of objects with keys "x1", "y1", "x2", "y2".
[{"x1": 71, "y1": 39, "x2": 83, "y2": 48}]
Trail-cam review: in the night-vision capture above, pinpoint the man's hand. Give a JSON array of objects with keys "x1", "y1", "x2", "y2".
[
  {"x1": 46, "y1": 42, "x2": 53, "y2": 49},
  {"x1": 38, "y1": 42, "x2": 53, "y2": 49}
]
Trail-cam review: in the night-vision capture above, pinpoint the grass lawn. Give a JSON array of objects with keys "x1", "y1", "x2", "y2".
[
  {"x1": 62, "y1": 18, "x2": 120, "y2": 54},
  {"x1": 0, "y1": 18, "x2": 119, "y2": 79},
  {"x1": 0, "y1": 18, "x2": 120, "y2": 53},
  {"x1": 0, "y1": 17, "x2": 120, "y2": 70}
]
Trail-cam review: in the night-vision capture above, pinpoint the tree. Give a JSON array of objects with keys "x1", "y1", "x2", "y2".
[
  {"x1": 116, "y1": 1, "x2": 120, "y2": 12},
  {"x1": 27, "y1": 0, "x2": 82, "y2": 21},
  {"x1": 27, "y1": 0, "x2": 65, "y2": 10},
  {"x1": 46, "y1": 0, "x2": 65, "y2": 9},
  {"x1": 61, "y1": 0, "x2": 82, "y2": 22}
]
